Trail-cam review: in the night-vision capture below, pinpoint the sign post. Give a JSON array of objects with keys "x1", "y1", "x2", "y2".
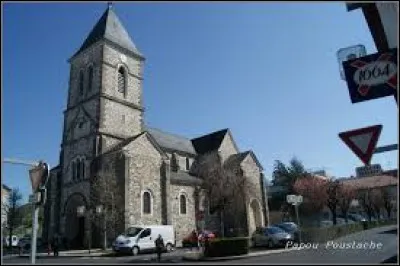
[
  {"x1": 286, "y1": 194, "x2": 303, "y2": 242},
  {"x1": 342, "y1": 48, "x2": 397, "y2": 104},
  {"x1": 28, "y1": 161, "x2": 49, "y2": 265},
  {"x1": 338, "y1": 125, "x2": 383, "y2": 165}
]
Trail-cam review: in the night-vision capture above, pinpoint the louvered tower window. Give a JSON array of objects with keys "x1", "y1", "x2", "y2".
[
  {"x1": 118, "y1": 67, "x2": 126, "y2": 94},
  {"x1": 87, "y1": 66, "x2": 93, "y2": 91},
  {"x1": 79, "y1": 70, "x2": 84, "y2": 96}
]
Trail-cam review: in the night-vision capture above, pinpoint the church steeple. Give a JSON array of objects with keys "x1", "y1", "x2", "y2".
[{"x1": 72, "y1": 5, "x2": 143, "y2": 59}]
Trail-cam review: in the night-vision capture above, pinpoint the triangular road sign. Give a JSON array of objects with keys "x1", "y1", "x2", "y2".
[{"x1": 339, "y1": 125, "x2": 383, "y2": 165}]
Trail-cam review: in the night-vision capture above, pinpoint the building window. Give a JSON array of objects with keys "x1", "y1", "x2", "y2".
[
  {"x1": 79, "y1": 70, "x2": 84, "y2": 96},
  {"x1": 142, "y1": 191, "x2": 152, "y2": 214},
  {"x1": 179, "y1": 194, "x2": 187, "y2": 214},
  {"x1": 87, "y1": 65, "x2": 93, "y2": 92},
  {"x1": 117, "y1": 67, "x2": 126, "y2": 94},
  {"x1": 81, "y1": 158, "x2": 85, "y2": 180},
  {"x1": 76, "y1": 160, "x2": 81, "y2": 181},
  {"x1": 186, "y1": 158, "x2": 190, "y2": 171},
  {"x1": 72, "y1": 161, "x2": 76, "y2": 181}
]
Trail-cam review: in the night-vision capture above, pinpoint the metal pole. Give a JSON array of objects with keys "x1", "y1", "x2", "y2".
[
  {"x1": 295, "y1": 204, "x2": 302, "y2": 243},
  {"x1": 3, "y1": 158, "x2": 39, "y2": 167},
  {"x1": 103, "y1": 213, "x2": 107, "y2": 250},
  {"x1": 30, "y1": 198, "x2": 39, "y2": 264}
]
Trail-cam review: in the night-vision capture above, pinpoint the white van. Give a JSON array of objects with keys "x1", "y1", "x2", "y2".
[
  {"x1": 4, "y1": 235, "x2": 19, "y2": 247},
  {"x1": 112, "y1": 225, "x2": 175, "y2": 256}
]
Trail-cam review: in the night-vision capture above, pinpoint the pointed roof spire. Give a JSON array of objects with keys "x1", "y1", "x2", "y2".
[{"x1": 71, "y1": 5, "x2": 144, "y2": 60}]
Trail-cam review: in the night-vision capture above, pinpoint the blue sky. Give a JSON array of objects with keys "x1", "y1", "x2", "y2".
[{"x1": 3, "y1": 3, "x2": 398, "y2": 203}]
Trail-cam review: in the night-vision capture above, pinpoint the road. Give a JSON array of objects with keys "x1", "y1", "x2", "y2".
[{"x1": 2, "y1": 225, "x2": 397, "y2": 264}]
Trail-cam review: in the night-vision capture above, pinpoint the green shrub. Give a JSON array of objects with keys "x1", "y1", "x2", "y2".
[{"x1": 204, "y1": 237, "x2": 249, "y2": 257}]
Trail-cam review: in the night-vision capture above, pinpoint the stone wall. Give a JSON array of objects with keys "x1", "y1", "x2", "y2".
[
  {"x1": 218, "y1": 132, "x2": 239, "y2": 163},
  {"x1": 68, "y1": 43, "x2": 103, "y2": 107},
  {"x1": 168, "y1": 185, "x2": 196, "y2": 246},
  {"x1": 124, "y1": 134, "x2": 163, "y2": 226}
]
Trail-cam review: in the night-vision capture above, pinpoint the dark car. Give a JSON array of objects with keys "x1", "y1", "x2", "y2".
[
  {"x1": 251, "y1": 226, "x2": 293, "y2": 248},
  {"x1": 18, "y1": 237, "x2": 45, "y2": 255},
  {"x1": 273, "y1": 222, "x2": 300, "y2": 243}
]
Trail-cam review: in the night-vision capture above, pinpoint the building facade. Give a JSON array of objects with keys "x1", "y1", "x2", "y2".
[{"x1": 42, "y1": 6, "x2": 268, "y2": 248}]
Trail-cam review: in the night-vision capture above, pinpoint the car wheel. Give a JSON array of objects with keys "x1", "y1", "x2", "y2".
[
  {"x1": 131, "y1": 246, "x2": 139, "y2": 256},
  {"x1": 267, "y1": 240, "x2": 274, "y2": 249},
  {"x1": 166, "y1": 243, "x2": 173, "y2": 252}
]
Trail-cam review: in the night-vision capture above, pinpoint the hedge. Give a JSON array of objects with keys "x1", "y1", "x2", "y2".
[
  {"x1": 204, "y1": 237, "x2": 249, "y2": 257},
  {"x1": 301, "y1": 219, "x2": 397, "y2": 243}
]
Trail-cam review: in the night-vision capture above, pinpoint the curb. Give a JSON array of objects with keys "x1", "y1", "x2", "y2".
[
  {"x1": 2, "y1": 254, "x2": 20, "y2": 260},
  {"x1": 182, "y1": 248, "x2": 295, "y2": 262}
]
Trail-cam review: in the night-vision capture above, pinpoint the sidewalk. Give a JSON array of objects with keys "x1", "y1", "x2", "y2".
[{"x1": 5, "y1": 248, "x2": 113, "y2": 259}]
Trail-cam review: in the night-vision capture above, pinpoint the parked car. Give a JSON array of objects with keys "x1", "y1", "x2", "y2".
[
  {"x1": 18, "y1": 236, "x2": 44, "y2": 254},
  {"x1": 112, "y1": 225, "x2": 175, "y2": 255},
  {"x1": 273, "y1": 222, "x2": 300, "y2": 242},
  {"x1": 319, "y1": 220, "x2": 334, "y2": 228},
  {"x1": 347, "y1": 213, "x2": 367, "y2": 222},
  {"x1": 251, "y1": 226, "x2": 293, "y2": 248}
]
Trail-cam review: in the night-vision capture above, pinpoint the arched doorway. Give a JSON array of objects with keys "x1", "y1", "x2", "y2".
[
  {"x1": 249, "y1": 199, "x2": 262, "y2": 235},
  {"x1": 63, "y1": 193, "x2": 87, "y2": 249}
]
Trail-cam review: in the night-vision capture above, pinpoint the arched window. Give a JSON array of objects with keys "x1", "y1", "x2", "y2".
[
  {"x1": 142, "y1": 191, "x2": 152, "y2": 214},
  {"x1": 87, "y1": 66, "x2": 93, "y2": 92},
  {"x1": 72, "y1": 161, "x2": 76, "y2": 181},
  {"x1": 179, "y1": 194, "x2": 187, "y2": 214},
  {"x1": 186, "y1": 158, "x2": 190, "y2": 171},
  {"x1": 76, "y1": 160, "x2": 81, "y2": 181},
  {"x1": 79, "y1": 70, "x2": 84, "y2": 96},
  {"x1": 81, "y1": 158, "x2": 85, "y2": 180},
  {"x1": 117, "y1": 67, "x2": 126, "y2": 94}
]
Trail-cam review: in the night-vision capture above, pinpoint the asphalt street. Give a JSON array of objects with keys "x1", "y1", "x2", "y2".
[{"x1": 2, "y1": 225, "x2": 398, "y2": 264}]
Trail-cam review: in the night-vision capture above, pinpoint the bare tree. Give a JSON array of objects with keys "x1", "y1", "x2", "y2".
[
  {"x1": 381, "y1": 188, "x2": 394, "y2": 219},
  {"x1": 90, "y1": 170, "x2": 124, "y2": 249},
  {"x1": 195, "y1": 152, "x2": 256, "y2": 237},
  {"x1": 358, "y1": 189, "x2": 374, "y2": 222},
  {"x1": 2, "y1": 188, "x2": 23, "y2": 249},
  {"x1": 370, "y1": 189, "x2": 384, "y2": 220},
  {"x1": 326, "y1": 180, "x2": 340, "y2": 225},
  {"x1": 337, "y1": 183, "x2": 357, "y2": 223}
]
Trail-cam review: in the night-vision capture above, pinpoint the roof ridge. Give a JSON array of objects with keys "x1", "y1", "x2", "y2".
[
  {"x1": 72, "y1": 6, "x2": 142, "y2": 58},
  {"x1": 145, "y1": 126, "x2": 193, "y2": 141},
  {"x1": 191, "y1": 128, "x2": 229, "y2": 141}
]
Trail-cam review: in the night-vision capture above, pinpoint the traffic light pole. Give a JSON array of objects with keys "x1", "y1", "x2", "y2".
[
  {"x1": 31, "y1": 202, "x2": 39, "y2": 264},
  {"x1": 3, "y1": 158, "x2": 49, "y2": 265}
]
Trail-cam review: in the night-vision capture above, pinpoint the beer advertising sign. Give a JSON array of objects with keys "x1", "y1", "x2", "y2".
[{"x1": 343, "y1": 48, "x2": 397, "y2": 103}]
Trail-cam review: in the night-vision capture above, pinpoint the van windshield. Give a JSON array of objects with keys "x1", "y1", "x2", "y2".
[{"x1": 125, "y1": 227, "x2": 143, "y2": 237}]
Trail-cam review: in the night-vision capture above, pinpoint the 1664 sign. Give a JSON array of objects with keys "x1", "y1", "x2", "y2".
[{"x1": 343, "y1": 48, "x2": 397, "y2": 103}]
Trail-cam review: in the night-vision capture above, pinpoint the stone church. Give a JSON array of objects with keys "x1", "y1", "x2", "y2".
[{"x1": 42, "y1": 5, "x2": 269, "y2": 249}]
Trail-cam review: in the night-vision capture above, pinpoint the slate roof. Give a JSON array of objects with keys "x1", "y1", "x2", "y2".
[
  {"x1": 224, "y1": 151, "x2": 250, "y2": 168},
  {"x1": 145, "y1": 127, "x2": 197, "y2": 156},
  {"x1": 170, "y1": 171, "x2": 203, "y2": 186},
  {"x1": 340, "y1": 175, "x2": 398, "y2": 189},
  {"x1": 73, "y1": 6, "x2": 143, "y2": 58},
  {"x1": 224, "y1": 150, "x2": 264, "y2": 171},
  {"x1": 102, "y1": 132, "x2": 145, "y2": 156},
  {"x1": 191, "y1": 129, "x2": 229, "y2": 154},
  {"x1": 2, "y1": 184, "x2": 11, "y2": 192}
]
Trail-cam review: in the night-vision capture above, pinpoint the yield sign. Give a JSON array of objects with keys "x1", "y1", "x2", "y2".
[{"x1": 339, "y1": 125, "x2": 383, "y2": 165}]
